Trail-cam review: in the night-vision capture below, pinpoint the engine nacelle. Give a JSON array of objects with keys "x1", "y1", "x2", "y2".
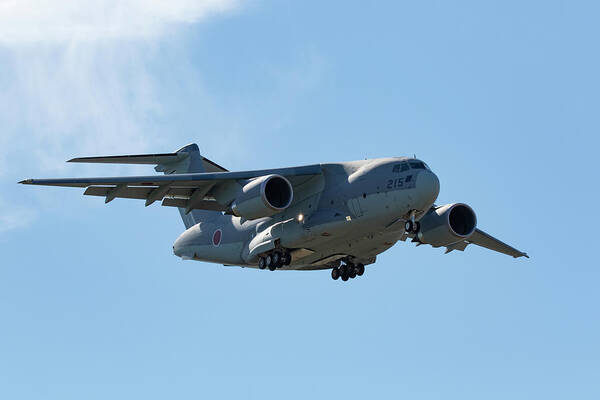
[
  {"x1": 231, "y1": 174, "x2": 293, "y2": 220},
  {"x1": 417, "y1": 203, "x2": 477, "y2": 247}
]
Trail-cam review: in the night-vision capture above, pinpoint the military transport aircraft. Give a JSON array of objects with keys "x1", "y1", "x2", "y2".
[{"x1": 20, "y1": 143, "x2": 527, "y2": 282}]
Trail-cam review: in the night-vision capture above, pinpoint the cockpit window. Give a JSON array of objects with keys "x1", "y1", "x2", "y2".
[
  {"x1": 409, "y1": 161, "x2": 426, "y2": 170},
  {"x1": 393, "y1": 162, "x2": 410, "y2": 173}
]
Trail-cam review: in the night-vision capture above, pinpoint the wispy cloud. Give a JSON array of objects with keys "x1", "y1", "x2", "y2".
[
  {"x1": 0, "y1": 0, "x2": 238, "y2": 44},
  {"x1": 0, "y1": 0, "x2": 241, "y2": 233},
  {"x1": 1, "y1": 44, "x2": 157, "y2": 174}
]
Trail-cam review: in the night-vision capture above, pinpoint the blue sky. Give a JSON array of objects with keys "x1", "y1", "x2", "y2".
[{"x1": 1, "y1": 1, "x2": 599, "y2": 398}]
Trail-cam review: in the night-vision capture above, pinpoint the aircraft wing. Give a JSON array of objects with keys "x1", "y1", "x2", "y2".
[
  {"x1": 444, "y1": 228, "x2": 528, "y2": 258},
  {"x1": 466, "y1": 228, "x2": 528, "y2": 258},
  {"x1": 19, "y1": 165, "x2": 322, "y2": 213}
]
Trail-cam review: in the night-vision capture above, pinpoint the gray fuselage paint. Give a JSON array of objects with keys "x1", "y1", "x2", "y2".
[{"x1": 173, "y1": 156, "x2": 440, "y2": 270}]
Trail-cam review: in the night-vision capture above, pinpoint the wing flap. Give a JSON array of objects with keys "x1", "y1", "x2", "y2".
[
  {"x1": 161, "y1": 198, "x2": 227, "y2": 211},
  {"x1": 84, "y1": 186, "x2": 153, "y2": 200},
  {"x1": 83, "y1": 186, "x2": 195, "y2": 200},
  {"x1": 444, "y1": 241, "x2": 469, "y2": 254}
]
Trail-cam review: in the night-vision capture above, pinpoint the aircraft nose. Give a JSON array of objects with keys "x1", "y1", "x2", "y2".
[
  {"x1": 173, "y1": 228, "x2": 197, "y2": 260},
  {"x1": 416, "y1": 170, "x2": 440, "y2": 205},
  {"x1": 173, "y1": 235, "x2": 183, "y2": 257}
]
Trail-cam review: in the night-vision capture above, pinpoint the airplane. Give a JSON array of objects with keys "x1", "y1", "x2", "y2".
[{"x1": 20, "y1": 143, "x2": 527, "y2": 282}]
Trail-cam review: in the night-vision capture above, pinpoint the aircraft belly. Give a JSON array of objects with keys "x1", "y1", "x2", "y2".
[
  {"x1": 285, "y1": 225, "x2": 405, "y2": 270},
  {"x1": 191, "y1": 242, "x2": 244, "y2": 265}
]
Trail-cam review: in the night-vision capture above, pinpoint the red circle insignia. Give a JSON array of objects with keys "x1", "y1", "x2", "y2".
[{"x1": 212, "y1": 229, "x2": 222, "y2": 247}]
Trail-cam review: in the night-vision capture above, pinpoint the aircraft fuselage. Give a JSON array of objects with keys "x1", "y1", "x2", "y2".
[{"x1": 173, "y1": 157, "x2": 440, "y2": 269}]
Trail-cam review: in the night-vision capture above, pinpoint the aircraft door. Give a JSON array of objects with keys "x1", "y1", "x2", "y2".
[{"x1": 348, "y1": 197, "x2": 363, "y2": 217}]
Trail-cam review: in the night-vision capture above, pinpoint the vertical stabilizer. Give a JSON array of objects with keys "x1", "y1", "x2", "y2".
[{"x1": 155, "y1": 144, "x2": 221, "y2": 228}]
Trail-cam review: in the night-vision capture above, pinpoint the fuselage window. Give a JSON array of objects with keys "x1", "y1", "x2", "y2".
[
  {"x1": 393, "y1": 163, "x2": 409, "y2": 173},
  {"x1": 409, "y1": 161, "x2": 425, "y2": 170}
]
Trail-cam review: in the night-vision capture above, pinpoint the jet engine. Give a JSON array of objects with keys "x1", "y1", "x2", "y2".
[
  {"x1": 417, "y1": 203, "x2": 477, "y2": 247},
  {"x1": 231, "y1": 174, "x2": 293, "y2": 220}
]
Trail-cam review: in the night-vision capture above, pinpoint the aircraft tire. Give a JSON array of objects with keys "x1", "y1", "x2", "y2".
[
  {"x1": 341, "y1": 273, "x2": 349, "y2": 282},
  {"x1": 356, "y1": 263, "x2": 365, "y2": 276},
  {"x1": 414, "y1": 221, "x2": 421, "y2": 233},
  {"x1": 266, "y1": 254, "x2": 275, "y2": 271},
  {"x1": 349, "y1": 268, "x2": 357, "y2": 279},
  {"x1": 283, "y1": 252, "x2": 291, "y2": 266},
  {"x1": 331, "y1": 268, "x2": 340, "y2": 280},
  {"x1": 258, "y1": 257, "x2": 266, "y2": 269},
  {"x1": 272, "y1": 252, "x2": 281, "y2": 268},
  {"x1": 405, "y1": 220, "x2": 414, "y2": 233},
  {"x1": 340, "y1": 264, "x2": 349, "y2": 275}
]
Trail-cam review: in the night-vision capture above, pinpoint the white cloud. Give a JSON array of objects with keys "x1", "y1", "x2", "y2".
[
  {"x1": 0, "y1": 0, "x2": 242, "y2": 175},
  {"x1": 0, "y1": 43, "x2": 165, "y2": 176},
  {"x1": 0, "y1": 0, "x2": 239, "y2": 44},
  {"x1": 0, "y1": 0, "x2": 242, "y2": 233}
]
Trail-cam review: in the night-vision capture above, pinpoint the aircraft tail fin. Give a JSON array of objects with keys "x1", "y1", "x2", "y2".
[
  {"x1": 68, "y1": 144, "x2": 228, "y2": 174},
  {"x1": 70, "y1": 143, "x2": 226, "y2": 228}
]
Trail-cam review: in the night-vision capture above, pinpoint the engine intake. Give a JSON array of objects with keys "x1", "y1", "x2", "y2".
[
  {"x1": 232, "y1": 174, "x2": 293, "y2": 220},
  {"x1": 417, "y1": 203, "x2": 477, "y2": 247}
]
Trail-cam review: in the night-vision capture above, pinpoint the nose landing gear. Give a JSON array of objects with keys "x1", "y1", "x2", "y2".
[
  {"x1": 404, "y1": 220, "x2": 420, "y2": 234},
  {"x1": 258, "y1": 249, "x2": 292, "y2": 271},
  {"x1": 331, "y1": 262, "x2": 365, "y2": 282},
  {"x1": 404, "y1": 210, "x2": 421, "y2": 234}
]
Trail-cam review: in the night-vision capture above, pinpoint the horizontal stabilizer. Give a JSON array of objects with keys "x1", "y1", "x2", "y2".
[
  {"x1": 69, "y1": 151, "x2": 228, "y2": 173},
  {"x1": 69, "y1": 153, "x2": 186, "y2": 165}
]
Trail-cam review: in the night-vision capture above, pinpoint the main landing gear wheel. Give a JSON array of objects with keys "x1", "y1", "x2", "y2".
[
  {"x1": 356, "y1": 263, "x2": 365, "y2": 276},
  {"x1": 260, "y1": 249, "x2": 291, "y2": 271},
  {"x1": 282, "y1": 253, "x2": 291, "y2": 266},
  {"x1": 332, "y1": 262, "x2": 366, "y2": 282},
  {"x1": 272, "y1": 252, "x2": 282, "y2": 269},
  {"x1": 331, "y1": 268, "x2": 340, "y2": 280},
  {"x1": 266, "y1": 254, "x2": 276, "y2": 271},
  {"x1": 349, "y1": 267, "x2": 357, "y2": 279}
]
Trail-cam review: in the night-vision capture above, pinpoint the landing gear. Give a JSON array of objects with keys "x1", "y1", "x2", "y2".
[
  {"x1": 331, "y1": 262, "x2": 366, "y2": 282},
  {"x1": 266, "y1": 254, "x2": 275, "y2": 271},
  {"x1": 282, "y1": 252, "x2": 291, "y2": 266},
  {"x1": 404, "y1": 220, "x2": 420, "y2": 234},
  {"x1": 356, "y1": 263, "x2": 365, "y2": 276},
  {"x1": 404, "y1": 210, "x2": 421, "y2": 234},
  {"x1": 272, "y1": 252, "x2": 281, "y2": 268},
  {"x1": 259, "y1": 249, "x2": 292, "y2": 271},
  {"x1": 331, "y1": 268, "x2": 340, "y2": 280},
  {"x1": 349, "y1": 267, "x2": 357, "y2": 279}
]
